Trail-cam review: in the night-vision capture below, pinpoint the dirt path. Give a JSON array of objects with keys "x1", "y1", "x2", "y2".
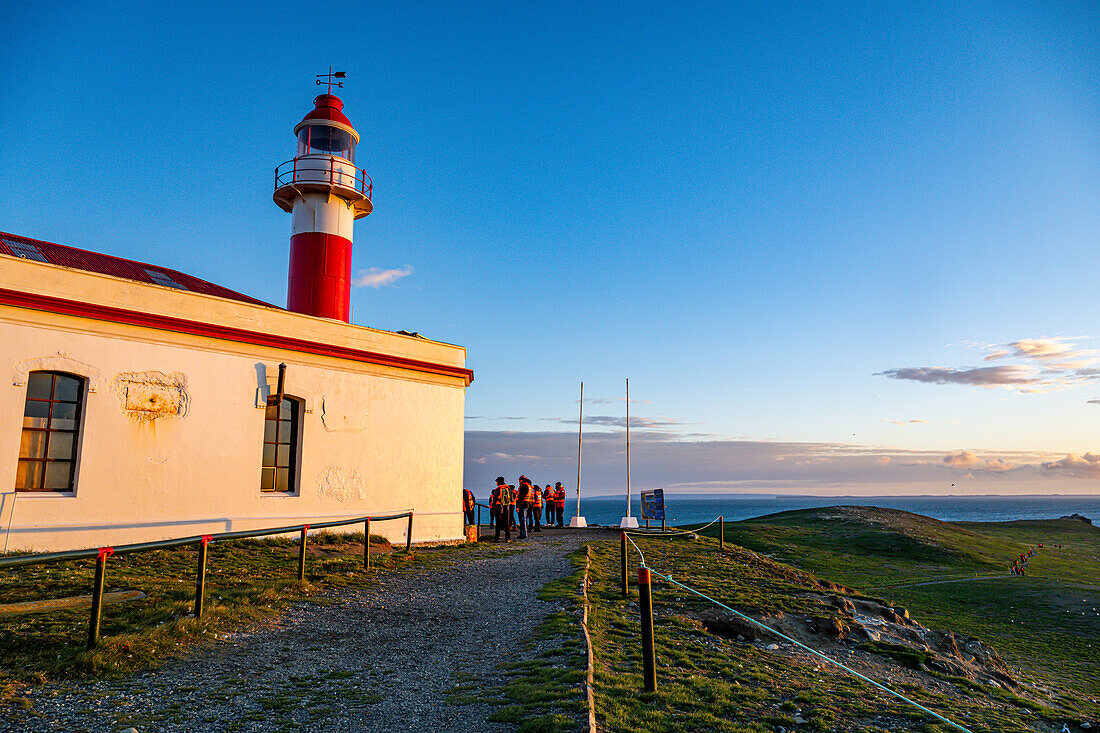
[{"x1": 2, "y1": 530, "x2": 601, "y2": 733}]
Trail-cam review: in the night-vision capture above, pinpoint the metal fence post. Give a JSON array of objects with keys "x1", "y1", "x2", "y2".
[
  {"x1": 194, "y1": 536, "x2": 211, "y2": 618},
  {"x1": 87, "y1": 547, "x2": 112, "y2": 650},
  {"x1": 405, "y1": 512, "x2": 413, "y2": 552},
  {"x1": 364, "y1": 518, "x2": 371, "y2": 570},
  {"x1": 639, "y1": 566, "x2": 656, "y2": 692},
  {"x1": 298, "y1": 525, "x2": 309, "y2": 581},
  {"x1": 719, "y1": 515, "x2": 724, "y2": 551},
  {"x1": 620, "y1": 532, "x2": 629, "y2": 596}
]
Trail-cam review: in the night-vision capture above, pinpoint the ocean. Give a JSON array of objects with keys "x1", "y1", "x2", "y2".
[{"x1": 562, "y1": 493, "x2": 1100, "y2": 528}]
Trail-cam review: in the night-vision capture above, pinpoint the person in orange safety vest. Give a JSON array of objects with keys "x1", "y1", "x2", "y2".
[
  {"x1": 462, "y1": 488, "x2": 475, "y2": 526},
  {"x1": 553, "y1": 482, "x2": 566, "y2": 527},
  {"x1": 491, "y1": 477, "x2": 513, "y2": 542},
  {"x1": 528, "y1": 479, "x2": 542, "y2": 532}
]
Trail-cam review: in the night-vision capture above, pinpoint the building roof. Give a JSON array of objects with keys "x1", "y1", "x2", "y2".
[{"x1": 0, "y1": 230, "x2": 276, "y2": 308}]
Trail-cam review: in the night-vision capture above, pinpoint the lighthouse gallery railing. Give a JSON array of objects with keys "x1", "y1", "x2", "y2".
[{"x1": 274, "y1": 156, "x2": 373, "y2": 199}]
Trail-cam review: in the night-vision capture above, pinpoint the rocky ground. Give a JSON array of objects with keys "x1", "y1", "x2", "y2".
[{"x1": 2, "y1": 529, "x2": 598, "y2": 733}]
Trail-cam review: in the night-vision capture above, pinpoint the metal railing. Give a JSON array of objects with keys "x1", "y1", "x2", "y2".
[
  {"x1": 274, "y1": 156, "x2": 373, "y2": 199},
  {"x1": 0, "y1": 511, "x2": 413, "y2": 649}
]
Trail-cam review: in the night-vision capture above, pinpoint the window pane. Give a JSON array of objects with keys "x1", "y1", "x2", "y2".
[
  {"x1": 275, "y1": 468, "x2": 289, "y2": 493},
  {"x1": 279, "y1": 400, "x2": 293, "y2": 419},
  {"x1": 47, "y1": 432, "x2": 74, "y2": 460},
  {"x1": 27, "y1": 373, "x2": 52, "y2": 399},
  {"x1": 24, "y1": 399, "x2": 49, "y2": 421},
  {"x1": 44, "y1": 461, "x2": 73, "y2": 491},
  {"x1": 264, "y1": 419, "x2": 277, "y2": 443},
  {"x1": 276, "y1": 444, "x2": 291, "y2": 467},
  {"x1": 16, "y1": 460, "x2": 43, "y2": 490},
  {"x1": 50, "y1": 402, "x2": 78, "y2": 430},
  {"x1": 53, "y1": 375, "x2": 81, "y2": 402},
  {"x1": 19, "y1": 430, "x2": 47, "y2": 459},
  {"x1": 260, "y1": 467, "x2": 275, "y2": 491},
  {"x1": 262, "y1": 443, "x2": 275, "y2": 468}
]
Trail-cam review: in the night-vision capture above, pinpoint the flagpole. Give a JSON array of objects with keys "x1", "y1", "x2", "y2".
[
  {"x1": 570, "y1": 381, "x2": 587, "y2": 528},
  {"x1": 619, "y1": 378, "x2": 639, "y2": 528},
  {"x1": 626, "y1": 378, "x2": 631, "y2": 517}
]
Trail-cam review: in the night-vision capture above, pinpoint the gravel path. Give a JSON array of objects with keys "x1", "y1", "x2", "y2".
[{"x1": 4, "y1": 530, "x2": 600, "y2": 733}]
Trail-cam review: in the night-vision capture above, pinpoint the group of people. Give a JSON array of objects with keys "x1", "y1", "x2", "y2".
[
  {"x1": 461, "y1": 476, "x2": 568, "y2": 542},
  {"x1": 1010, "y1": 547, "x2": 1036, "y2": 576}
]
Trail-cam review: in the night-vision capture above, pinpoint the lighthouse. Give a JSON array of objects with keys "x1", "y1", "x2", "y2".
[{"x1": 273, "y1": 80, "x2": 372, "y2": 321}]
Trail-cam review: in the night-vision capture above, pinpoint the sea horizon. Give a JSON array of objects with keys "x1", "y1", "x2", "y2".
[{"x1": 537, "y1": 492, "x2": 1100, "y2": 527}]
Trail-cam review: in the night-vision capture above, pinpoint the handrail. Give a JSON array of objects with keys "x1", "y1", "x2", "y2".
[
  {"x1": 0, "y1": 510, "x2": 410, "y2": 569},
  {"x1": 274, "y1": 156, "x2": 373, "y2": 199}
]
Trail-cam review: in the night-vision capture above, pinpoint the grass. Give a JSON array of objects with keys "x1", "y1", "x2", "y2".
[
  {"x1": 585, "y1": 529, "x2": 1091, "y2": 732},
  {"x1": 0, "y1": 531, "x2": 420, "y2": 706},
  {"x1": 697, "y1": 507, "x2": 1100, "y2": 717}
]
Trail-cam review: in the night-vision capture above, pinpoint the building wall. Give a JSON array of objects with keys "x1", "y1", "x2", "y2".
[{"x1": 0, "y1": 256, "x2": 469, "y2": 552}]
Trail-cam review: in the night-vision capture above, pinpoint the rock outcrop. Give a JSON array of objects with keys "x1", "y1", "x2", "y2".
[{"x1": 700, "y1": 591, "x2": 1019, "y2": 689}]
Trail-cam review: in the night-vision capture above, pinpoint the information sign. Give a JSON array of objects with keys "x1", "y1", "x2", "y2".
[{"x1": 640, "y1": 489, "x2": 665, "y2": 521}]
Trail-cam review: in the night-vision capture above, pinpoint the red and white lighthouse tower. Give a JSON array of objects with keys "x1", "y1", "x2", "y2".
[{"x1": 274, "y1": 82, "x2": 372, "y2": 322}]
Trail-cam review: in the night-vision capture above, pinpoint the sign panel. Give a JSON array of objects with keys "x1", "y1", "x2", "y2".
[{"x1": 640, "y1": 488, "x2": 665, "y2": 521}]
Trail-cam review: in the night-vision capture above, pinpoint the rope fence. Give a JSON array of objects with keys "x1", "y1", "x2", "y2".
[{"x1": 614, "y1": 518, "x2": 976, "y2": 733}]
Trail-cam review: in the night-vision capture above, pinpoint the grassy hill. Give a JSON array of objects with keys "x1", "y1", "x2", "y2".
[{"x1": 689, "y1": 507, "x2": 1100, "y2": 720}]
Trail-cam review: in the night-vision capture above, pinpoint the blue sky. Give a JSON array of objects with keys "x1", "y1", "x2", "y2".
[{"x1": 3, "y1": 1, "x2": 1099, "y2": 495}]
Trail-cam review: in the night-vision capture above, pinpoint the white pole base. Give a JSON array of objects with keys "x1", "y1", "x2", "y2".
[
  {"x1": 619, "y1": 516, "x2": 639, "y2": 529},
  {"x1": 569, "y1": 516, "x2": 588, "y2": 528}
]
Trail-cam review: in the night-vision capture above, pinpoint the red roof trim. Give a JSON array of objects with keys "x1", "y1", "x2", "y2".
[{"x1": 0, "y1": 288, "x2": 474, "y2": 385}]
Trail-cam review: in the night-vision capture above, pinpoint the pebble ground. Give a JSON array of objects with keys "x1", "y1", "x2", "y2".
[{"x1": 2, "y1": 528, "x2": 602, "y2": 733}]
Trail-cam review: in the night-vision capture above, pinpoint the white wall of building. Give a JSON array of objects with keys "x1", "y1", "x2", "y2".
[{"x1": 0, "y1": 256, "x2": 469, "y2": 552}]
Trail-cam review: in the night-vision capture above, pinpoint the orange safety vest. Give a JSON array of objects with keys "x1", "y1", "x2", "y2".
[
  {"x1": 499, "y1": 485, "x2": 514, "y2": 507},
  {"x1": 554, "y1": 488, "x2": 566, "y2": 507},
  {"x1": 530, "y1": 486, "x2": 542, "y2": 507},
  {"x1": 463, "y1": 489, "x2": 475, "y2": 511}
]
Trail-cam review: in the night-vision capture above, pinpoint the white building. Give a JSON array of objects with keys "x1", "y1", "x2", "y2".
[{"x1": 0, "y1": 90, "x2": 472, "y2": 553}]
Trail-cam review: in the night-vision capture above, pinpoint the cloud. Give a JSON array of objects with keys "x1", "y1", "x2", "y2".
[
  {"x1": 473, "y1": 451, "x2": 542, "y2": 465},
  {"x1": 464, "y1": 429, "x2": 1082, "y2": 495},
  {"x1": 546, "y1": 414, "x2": 685, "y2": 429},
  {"x1": 1041, "y1": 453, "x2": 1100, "y2": 476},
  {"x1": 352, "y1": 266, "x2": 413, "y2": 288},
  {"x1": 879, "y1": 337, "x2": 1100, "y2": 395},
  {"x1": 1007, "y1": 338, "x2": 1079, "y2": 360},
  {"x1": 465, "y1": 415, "x2": 529, "y2": 421},
  {"x1": 943, "y1": 451, "x2": 1014, "y2": 472},
  {"x1": 878, "y1": 366, "x2": 1039, "y2": 387},
  {"x1": 1088, "y1": 399, "x2": 1100, "y2": 405},
  {"x1": 881, "y1": 418, "x2": 929, "y2": 425}
]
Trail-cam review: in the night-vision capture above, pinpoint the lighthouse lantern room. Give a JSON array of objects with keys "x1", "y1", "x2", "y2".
[{"x1": 274, "y1": 80, "x2": 372, "y2": 322}]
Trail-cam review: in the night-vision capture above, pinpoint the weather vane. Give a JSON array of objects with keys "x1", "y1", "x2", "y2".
[{"x1": 316, "y1": 67, "x2": 346, "y2": 95}]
